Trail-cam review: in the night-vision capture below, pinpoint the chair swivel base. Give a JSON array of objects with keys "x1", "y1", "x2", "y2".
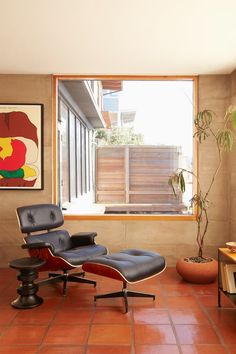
[
  {"x1": 95, "y1": 282, "x2": 155, "y2": 313},
  {"x1": 38, "y1": 270, "x2": 96, "y2": 295}
]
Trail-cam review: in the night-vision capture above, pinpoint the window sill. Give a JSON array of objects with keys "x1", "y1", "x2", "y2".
[{"x1": 64, "y1": 213, "x2": 196, "y2": 221}]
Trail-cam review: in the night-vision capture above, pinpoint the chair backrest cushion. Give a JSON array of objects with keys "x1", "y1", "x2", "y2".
[
  {"x1": 17, "y1": 204, "x2": 64, "y2": 234},
  {"x1": 25, "y1": 230, "x2": 72, "y2": 253}
]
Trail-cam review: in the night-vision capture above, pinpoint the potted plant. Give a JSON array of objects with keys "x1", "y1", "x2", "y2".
[{"x1": 168, "y1": 106, "x2": 236, "y2": 283}]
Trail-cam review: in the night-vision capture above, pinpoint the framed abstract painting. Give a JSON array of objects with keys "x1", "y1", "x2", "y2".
[{"x1": 0, "y1": 103, "x2": 43, "y2": 190}]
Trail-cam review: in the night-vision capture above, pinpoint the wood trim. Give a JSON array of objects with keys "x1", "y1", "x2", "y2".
[
  {"x1": 53, "y1": 76, "x2": 58, "y2": 204},
  {"x1": 64, "y1": 214, "x2": 196, "y2": 221},
  {"x1": 193, "y1": 76, "x2": 199, "y2": 218},
  {"x1": 53, "y1": 75, "x2": 199, "y2": 220},
  {"x1": 54, "y1": 74, "x2": 197, "y2": 81}
]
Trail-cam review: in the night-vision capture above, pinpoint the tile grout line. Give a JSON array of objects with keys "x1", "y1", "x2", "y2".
[
  {"x1": 130, "y1": 306, "x2": 136, "y2": 354},
  {"x1": 2, "y1": 269, "x2": 235, "y2": 353},
  {"x1": 161, "y1": 284, "x2": 184, "y2": 354},
  {"x1": 0, "y1": 274, "x2": 20, "y2": 327},
  {"x1": 192, "y1": 286, "x2": 231, "y2": 354},
  {"x1": 0, "y1": 281, "x2": 62, "y2": 351},
  {"x1": 84, "y1": 301, "x2": 97, "y2": 354},
  {"x1": 35, "y1": 292, "x2": 65, "y2": 353}
]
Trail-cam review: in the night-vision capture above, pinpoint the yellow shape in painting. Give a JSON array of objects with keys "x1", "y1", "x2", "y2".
[
  {"x1": 22, "y1": 165, "x2": 37, "y2": 178},
  {"x1": 0, "y1": 138, "x2": 13, "y2": 159}
]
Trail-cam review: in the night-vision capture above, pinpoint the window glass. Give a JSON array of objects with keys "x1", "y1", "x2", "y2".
[
  {"x1": 96, "y1": 80, "x2": 194, "y2": 215},
  {"x1": 60, "y1": 100, "x2": 69, "y2": 204},
  {"x1": 86, "y1": 129, "x2": 90, "y2": 192},
  {"x1": 69, "y1": 111, "x2": 76, "y2": 200},
  {"x1": 81, "y1": 124, "x2": 86, "y2": 194},
  {"x1": 76, "y1": 119, "x2": 82, "y2": 196}
]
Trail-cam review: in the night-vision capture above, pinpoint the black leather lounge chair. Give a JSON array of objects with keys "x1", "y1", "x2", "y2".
[{"x1": 16, "y1": 203, "x2": 108, "y2": 295}]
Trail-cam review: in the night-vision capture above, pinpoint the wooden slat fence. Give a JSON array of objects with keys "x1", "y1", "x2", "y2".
[{"x1": 96, "y1": 145, "x2": 183, "y2": 212}]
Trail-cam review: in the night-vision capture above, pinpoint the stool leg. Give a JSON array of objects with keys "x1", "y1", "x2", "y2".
[{"x1": 11, "y1": 268, "x2": 43, "y2": 309}]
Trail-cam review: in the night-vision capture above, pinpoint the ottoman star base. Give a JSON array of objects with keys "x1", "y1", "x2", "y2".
[
  {"x1": 95, "y1": 281, "x2": 156, "y2": 313},
  {"x1": 82, "y1": 249, "x2": 166, "y2": 312}
]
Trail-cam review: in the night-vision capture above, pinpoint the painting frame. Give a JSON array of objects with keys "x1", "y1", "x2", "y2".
[{"x1": 0, "y1": 103, "x2": 44, "y2": 190}]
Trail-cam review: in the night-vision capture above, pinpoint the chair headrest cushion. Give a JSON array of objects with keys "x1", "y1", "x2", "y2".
[{"x1": 16, "y1": 204, "x2": 64, "y2": 233}]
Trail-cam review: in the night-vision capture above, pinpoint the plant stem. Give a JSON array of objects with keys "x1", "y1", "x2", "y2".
[
  {"x1": 200, "y1": 121, "x2": 223, "y2": 257},
  {"x1": 204, "y1": 146, "x2": 222, "y2": 202},
  {"x1": 198, "y1": 207, "x2": 208, "y2": 258}
]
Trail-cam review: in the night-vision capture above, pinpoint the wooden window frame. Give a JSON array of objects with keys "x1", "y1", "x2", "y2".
[{"x1": 53, "y1": 75, "x2": 198, "y2": 221}]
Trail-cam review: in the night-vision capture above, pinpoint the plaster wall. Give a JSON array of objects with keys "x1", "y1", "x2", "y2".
[
  {"x1": 0, "y1": 75, "x2": 53, "y2": 264},
  {"x1": 0, "y1": 74, "x2": 232, "y2": 266}
]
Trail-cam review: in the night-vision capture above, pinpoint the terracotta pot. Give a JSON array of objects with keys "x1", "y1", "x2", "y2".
[{"x1": 176, "y1": 257, "x2": 218, "y2": 284}]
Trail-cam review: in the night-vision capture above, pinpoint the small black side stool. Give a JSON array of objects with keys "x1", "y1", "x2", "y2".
[{"x1": 9, "y1": 257, "x2": 45, "y2": 309}]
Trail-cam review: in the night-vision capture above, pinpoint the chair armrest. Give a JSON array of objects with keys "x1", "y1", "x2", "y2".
[
  {"x1": 70, "y1": 232, "x2": 97, "y2": 246},
  {"x1": 22, "y1": 242, "x2": 54, "y2": 252}
]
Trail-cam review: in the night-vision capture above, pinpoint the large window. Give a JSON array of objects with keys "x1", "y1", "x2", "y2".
[{"x1": 56, "y1": 77, "x2": 196, "y2": 218}]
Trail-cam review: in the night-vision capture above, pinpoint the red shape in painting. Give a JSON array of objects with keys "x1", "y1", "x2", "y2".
[
  {"x1": 0, "y1": 112, "x2": 38, "y2": 146},
  {"x1": 0, "y1": 139, "x2": 26, "y2": 171}
]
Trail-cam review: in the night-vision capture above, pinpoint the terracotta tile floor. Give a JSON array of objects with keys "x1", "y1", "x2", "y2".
[{"x1": 0, "y1": 267, "x2": 235, "y2": 354}]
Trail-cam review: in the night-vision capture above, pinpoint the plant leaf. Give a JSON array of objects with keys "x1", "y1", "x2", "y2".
[
  {"x1": 179, "y1": 172, "x2": 186, "y2": 193},
  {"x1": 231, "y1": 110, "x2": 236, "y2": 129},
  {"x1": 216, "y1": 130, "x2": 234, "y2": 151},
  {"x1": 194, "y1": 110, "x2": 213, "y2": 143},
  {"x1": 168, "y1": 176, "x2": 177, "y2": 196},
  {"x1": 225, "y1": 130, "x2": 233, "y2": 151}
]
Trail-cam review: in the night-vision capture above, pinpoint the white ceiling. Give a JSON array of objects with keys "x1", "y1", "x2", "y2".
[{"x1": 1, "y1": 0, "x2": 236, "y2": 75}]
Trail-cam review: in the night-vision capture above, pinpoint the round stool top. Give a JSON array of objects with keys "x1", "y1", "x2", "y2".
[{"x1": 9, "y1": 257, "x2": 46, "y2": 270}]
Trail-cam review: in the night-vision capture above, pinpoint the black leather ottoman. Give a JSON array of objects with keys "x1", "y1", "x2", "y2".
[{"x1": 82, "y1": 249, "x2": 166, "y2": 312}]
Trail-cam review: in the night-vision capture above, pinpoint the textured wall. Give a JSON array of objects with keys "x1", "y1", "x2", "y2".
[
  {"x1": 0, "y1": 74, "x2": 233, "y2": 267},
  {"x1": 0, "y1": 75, "x2": 53, "y2": 265}
]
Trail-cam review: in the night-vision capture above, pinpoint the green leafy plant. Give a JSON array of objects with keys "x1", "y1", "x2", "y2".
[
  {"x1": 169, "y1": 106, "x2": 236, "y2": 261},
  {"x1": 95, "y1": 127, "x2": 144, "y2": 145}
]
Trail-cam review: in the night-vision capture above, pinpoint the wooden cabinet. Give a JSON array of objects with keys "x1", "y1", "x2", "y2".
[{"x1": 218, "y1": 248, "x2": 236, "y2": 307}]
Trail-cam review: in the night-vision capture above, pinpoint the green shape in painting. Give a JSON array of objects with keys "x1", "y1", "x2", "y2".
[{"x1": 0, "y1": 169, "x2": 24, "y2": 178}]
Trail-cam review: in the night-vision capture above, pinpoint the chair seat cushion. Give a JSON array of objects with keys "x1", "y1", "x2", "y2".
[
  {"x1": 25, "y1": 230, "x2": 72, "y2": 253},
  {"x1": 54, "y1": 244, "x2": 107, "y2": 265},
  {"x1": 82, "y1": 249, "x2": 166, "y2": 283}
]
